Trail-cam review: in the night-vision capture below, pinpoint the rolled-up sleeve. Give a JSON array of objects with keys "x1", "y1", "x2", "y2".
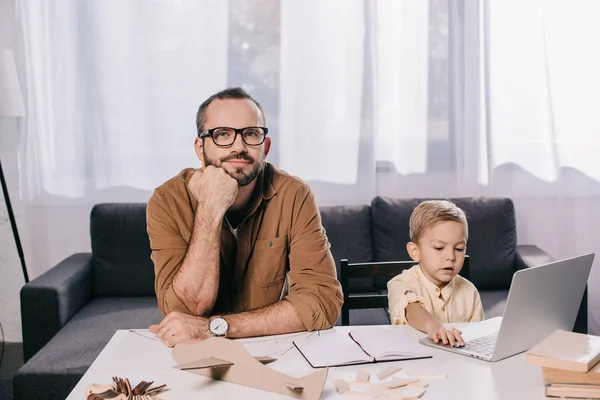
[
  {"x1": 285, "y1": 186, "x2": 343, "y2": 331},
  {"x1": 387, "y1": 276, "x2": 425, "y2": 325},
  {"x1": 146, "y1": 190, "x2": 191, "y2": 315}
]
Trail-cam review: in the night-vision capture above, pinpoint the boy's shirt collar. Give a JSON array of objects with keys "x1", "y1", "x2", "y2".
[{"x1": 415, "y1": 264, "x2": 456, "y2": 299}]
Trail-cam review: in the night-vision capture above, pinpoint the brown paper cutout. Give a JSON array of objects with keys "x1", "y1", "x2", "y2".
[{"x1": 172, "y1": 337, "x2": 328, "y2": 400}]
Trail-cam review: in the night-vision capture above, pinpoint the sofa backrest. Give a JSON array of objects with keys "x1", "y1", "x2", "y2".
[
  {"x1": 91, "y1": 203, "x2": 155, "y2": 296},
  {"x1": 370, "y1": 196, "x2": 517, "y2": 291},
  {"x1": 89, "y1": 197, "x2": 516, "y2": 297},
  {"x1": 319, "y1": 204, "x2": 375, "y2": 293}
]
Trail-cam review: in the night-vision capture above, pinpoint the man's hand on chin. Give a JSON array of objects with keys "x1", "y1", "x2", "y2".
[{"x1": 149, "y1": 311, "x2": 211, "y2": 347}]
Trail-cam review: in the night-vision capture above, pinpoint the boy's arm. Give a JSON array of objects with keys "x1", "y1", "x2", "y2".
[
  {"x1": 387, "y1": 278, "x2": 425, "y2": 325},
  {"x1": 405, "y1": 302, "x2": 443, "y2": 333}
]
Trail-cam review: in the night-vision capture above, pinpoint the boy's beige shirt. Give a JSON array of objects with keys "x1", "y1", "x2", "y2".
[{"x1": 387, "y1": 265, "x2": 484, "y2": 325}]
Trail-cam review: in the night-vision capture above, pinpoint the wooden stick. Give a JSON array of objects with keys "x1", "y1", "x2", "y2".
[
  {"x1": 408, "y1": 381, "x2": 429, "y2": 389},
  {"x1": 377, "y1": 365, "x2": 402, "y2": 380},
  {"x1": 381, "y1": 378, "x2": 419, "y2": 389}
]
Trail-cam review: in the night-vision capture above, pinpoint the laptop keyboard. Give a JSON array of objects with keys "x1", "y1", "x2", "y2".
[{"x1": 460, "y1": 332, "x2": 498, "y2": 358}]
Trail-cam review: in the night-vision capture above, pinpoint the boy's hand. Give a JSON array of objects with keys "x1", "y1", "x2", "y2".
[{"x1": 427, "y1": 325, "x2": 465, "y2": 347}]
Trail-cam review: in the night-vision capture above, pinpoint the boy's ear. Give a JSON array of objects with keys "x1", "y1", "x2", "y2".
[{"x1": 406, "y1": 242, "x2": 420, "y2": 262}]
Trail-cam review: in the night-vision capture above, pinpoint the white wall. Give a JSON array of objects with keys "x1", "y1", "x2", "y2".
[{"x1": 0, "y1": 0, "x2": 26, "y2": 342}]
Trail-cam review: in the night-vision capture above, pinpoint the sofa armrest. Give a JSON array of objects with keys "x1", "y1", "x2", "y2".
[
  {"x1": 20, "y1": 253, "x2": 93, "y2": 361},
  {"x1": 514, "y1": 245, "x2": 555, "y2": 270},
  {"x1": 514, "y1": 245, "x2": 587, "y2": 333}
]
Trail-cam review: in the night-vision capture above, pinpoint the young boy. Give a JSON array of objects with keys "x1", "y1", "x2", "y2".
[{"x1": 387, "y1": 200, "x2": 484, "y2": 347}]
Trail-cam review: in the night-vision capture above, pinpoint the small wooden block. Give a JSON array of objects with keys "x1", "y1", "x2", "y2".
[
  {"x1": 406, "y1": 370, "x2": 447, "y2": 379},
  {"x1": 356, "y1": 370, "x2": 370, "y2": 383},
  {"x1": 377, "y1": 365, "x2": 402, "y2": 380},
  {"x1": 333, "y1": 378, "x2": 350, "y2": 394},
  {"x1": 285, "y1": 382, "x2": 304, "y2": 391},
  {"x1": 408, "y1": 381, "x2": 429, "y2": 389},
  {"x1": 381, "y1": 378, "x2": 419, "y2": 389}
]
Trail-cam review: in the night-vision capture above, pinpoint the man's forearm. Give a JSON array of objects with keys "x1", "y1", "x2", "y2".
[
  {"x1": 225, "y1": 300, "x2": 306, "y2": 339},
  {"x1": 172, "y1": 206, "x2": 223, "y2": 316},
  {"x1": 406, "y1": 303, "x2": 441, "y2": 333}
]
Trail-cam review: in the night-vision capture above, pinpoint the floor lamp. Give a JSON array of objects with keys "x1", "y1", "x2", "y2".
[{"x1": 0, "y1": 49, "x2": 28, "y2": 283}]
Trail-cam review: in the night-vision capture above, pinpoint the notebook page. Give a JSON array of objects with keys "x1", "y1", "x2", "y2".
[
  {"x1": 293, "y1": 332, "x2": 373, "y2": 367},
  {"x1": 349, "y1": 327, "x2": 429, "y2": 361}
]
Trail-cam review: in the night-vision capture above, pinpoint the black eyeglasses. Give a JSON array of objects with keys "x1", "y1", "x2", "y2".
[{"x1": 198, "y1": 126, "x2": 268, "y2": 147}]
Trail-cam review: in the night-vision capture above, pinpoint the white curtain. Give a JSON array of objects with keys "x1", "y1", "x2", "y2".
[
  {"x1": 20, "y1": 0, "x2": 229, "y2": 199},
  {"x1": 12, "y1": 0, "x2": 600, "y2": 333},
  {"x1": 279, "y1": 0, "x2": 364, "y2": 184},
  {"x1": 487, "y1": 0, "x2": 600, "y2": 186},
  {"x1": 373, "y1": 0, "x2": 429, "y2": 176}
]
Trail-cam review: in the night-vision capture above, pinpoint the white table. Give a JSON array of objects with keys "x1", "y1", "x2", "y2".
[{"x1": 66, "y1": 325, "x2": 546, "y2": 399}]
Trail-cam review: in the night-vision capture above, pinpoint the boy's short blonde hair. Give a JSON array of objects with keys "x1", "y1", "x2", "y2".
[{"x1": 409, "y1": 200, "x2": 468, "y2": 244}]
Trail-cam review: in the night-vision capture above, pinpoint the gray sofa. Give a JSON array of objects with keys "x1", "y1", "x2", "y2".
[{"x1": 13, "y1": 197, "x2": 573, "y2": 400}]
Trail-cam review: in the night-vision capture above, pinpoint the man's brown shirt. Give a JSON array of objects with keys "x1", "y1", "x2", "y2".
[{"x1": 146, "y1": 162, "x2": 343, "y2": 330}]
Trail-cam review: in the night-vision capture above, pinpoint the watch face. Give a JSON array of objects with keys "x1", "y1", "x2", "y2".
[{"x1": 209, "y1": 317, "x2": 228, "y2": 336}]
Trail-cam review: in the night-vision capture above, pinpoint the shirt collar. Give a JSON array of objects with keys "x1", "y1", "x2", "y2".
[
  {"x1": 256, "y1": 161, "x2": 276, "y2": 200},
  {"x1": 416, "y1": 264, "x2": 456, "y2": 298},
  {"x1": 243, "y1": 162, "x2": 276, "y2": 217}
]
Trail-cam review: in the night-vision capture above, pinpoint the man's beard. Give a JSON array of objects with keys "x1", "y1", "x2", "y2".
[{"x1": 205, "y1": 152, "x2": 263, "y2": 187}]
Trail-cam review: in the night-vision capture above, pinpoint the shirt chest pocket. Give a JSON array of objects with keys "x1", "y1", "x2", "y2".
[
  {"x1": 247, "y1": 235, "x2": 289, "y2": 287},
  {"x1": 448, "y1": 298, "x2": 472, "y2": 322}
]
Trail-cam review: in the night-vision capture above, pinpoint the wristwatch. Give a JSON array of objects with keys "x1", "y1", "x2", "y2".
[{"x1": 208, "y1": 316, "x2": 229, "y2": 337}]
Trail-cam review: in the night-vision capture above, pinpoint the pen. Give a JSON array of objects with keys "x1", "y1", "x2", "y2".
[{"x1": 200, "y1": 153, "x2": 206, "y2": 172}]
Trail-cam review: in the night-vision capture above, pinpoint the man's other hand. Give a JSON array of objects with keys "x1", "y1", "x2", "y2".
[
  {"x1": 149, "y1": 311, "x2": 211, "y2": 347},
  {"x1": 188, "y1": 166, "x2": 238, "y2": 213}
]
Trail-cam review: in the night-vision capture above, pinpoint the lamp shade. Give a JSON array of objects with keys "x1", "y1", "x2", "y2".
[{"x1": 0, "y1": 49, "x2": 25, "y2": 117}]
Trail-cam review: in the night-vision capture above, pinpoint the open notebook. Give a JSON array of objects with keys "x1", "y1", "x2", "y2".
[{"x1": 293, "y1": 327, "x2": 431, "y2": 368}]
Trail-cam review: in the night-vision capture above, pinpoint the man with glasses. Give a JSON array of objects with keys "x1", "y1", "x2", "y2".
[{"x1": 147, "y1": 87, "x2": 343, "y2": 347}]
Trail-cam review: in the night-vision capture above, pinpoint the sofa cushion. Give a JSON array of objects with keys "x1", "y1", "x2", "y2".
[
  {"x1": 320, "y1": 204, "x2": 375, "y2": 292},
  {"x1": 91, "y1": 203, "x2": 155, "y2": 296},
  {"x1": 479, "y1": 290, "x2": 509, "y2": 319},
  {"x1": 335, "y1": 308, "x2": 391, "y2": 326},
  {"x1": 370, "y1": 197, "x2": 517, "y2": 290},
  {"x1": 13, "y1": 297, "x2": 162, "y2": 400}
]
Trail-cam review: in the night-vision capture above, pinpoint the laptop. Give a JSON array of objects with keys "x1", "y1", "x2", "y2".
[{"x1": 419, "y1": 253, "x2": 594, "y2": 362}]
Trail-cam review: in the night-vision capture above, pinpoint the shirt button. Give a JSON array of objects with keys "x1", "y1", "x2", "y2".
[
  {"x1": 267, "y1": 241, "x2": 273, "y2": 247},
  {"x1": 442, "y1": 307, "x2": 446, "y2": 312}
]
